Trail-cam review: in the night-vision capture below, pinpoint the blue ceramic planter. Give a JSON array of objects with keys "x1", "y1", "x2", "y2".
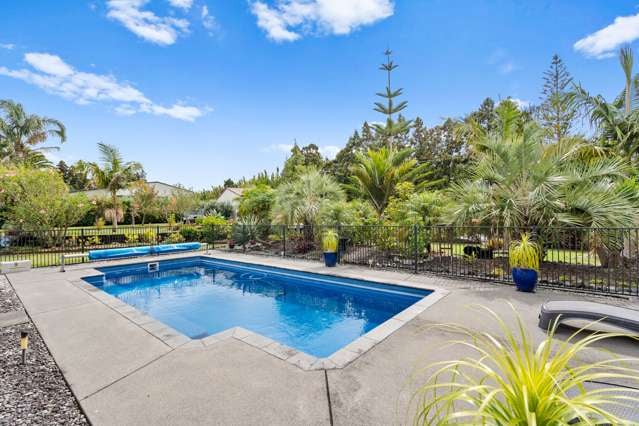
[
  {"x1": 512, "y1": 268, "x2": 538, "y2": 292},
  {"x1": 324, "y1": 252, "x2": 338, "y2": 267}
]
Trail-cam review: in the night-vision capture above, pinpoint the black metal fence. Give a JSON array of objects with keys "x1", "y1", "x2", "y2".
[{"x1": 2, "y1": 224, "x2": 639, "y2": 296}]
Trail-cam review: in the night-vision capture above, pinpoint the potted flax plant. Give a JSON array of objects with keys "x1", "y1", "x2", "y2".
[
  {"x1": 509, "y1": 233, "x2": 540, "y2": 292},
  {"x1": 322, "y1": 229, "x2": 339, "y2": 267}
]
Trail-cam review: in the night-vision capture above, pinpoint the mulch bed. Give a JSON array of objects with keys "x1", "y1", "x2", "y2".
[{"x1": 0, "y1": 276, "x2": 88, "y2": 425}]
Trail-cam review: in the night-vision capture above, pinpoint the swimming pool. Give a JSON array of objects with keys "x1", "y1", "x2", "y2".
[{"x1": 83, "y1": 257, "x2": 432, "y2": 357}]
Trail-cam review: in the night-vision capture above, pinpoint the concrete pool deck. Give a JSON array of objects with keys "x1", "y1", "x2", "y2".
[{"x1": 4, "y1": 251, "x2": 639, "y2": 425}]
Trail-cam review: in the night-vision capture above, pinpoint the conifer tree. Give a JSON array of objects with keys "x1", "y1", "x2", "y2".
[
  {"x1": 372, "y1": 49, "x2": 412, "y2": 147},
  {"x1": 539, "y1": 54, "x2": 577, "y2": 142}
]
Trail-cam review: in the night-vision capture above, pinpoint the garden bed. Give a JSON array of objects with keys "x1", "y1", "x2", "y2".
[{"x1": 0, "y1": 276, "x2": 88, "y2": 425}]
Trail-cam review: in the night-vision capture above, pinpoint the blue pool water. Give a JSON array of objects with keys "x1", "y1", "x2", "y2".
[{"x1": 83, "y1": 257, "x2": 431, "y2": 357}]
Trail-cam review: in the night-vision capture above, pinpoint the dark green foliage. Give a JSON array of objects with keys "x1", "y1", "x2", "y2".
[
  {"x1": 57, "y1": 160, "x2": 93, "y2": 191},
  {"x1": 197, "y1": 215, "x2": 227, "y2": 243},
  {"x1": 179, "y1": 225, "x2": 201, "y2": 242},
  {"x1": 281, "y1": 143, "x2": 327, "y2": 181},
  {"x1": 238, "y1": 184, "x2": 275, "y2": 221},
  {"x1": 199, "y1": 200, "x2": 234, "y2": 219},
  {"x1": 412, "y1": 118, "x2": 470, "y2": 186}
]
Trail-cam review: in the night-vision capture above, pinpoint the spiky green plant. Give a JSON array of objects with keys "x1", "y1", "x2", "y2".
[
  {"x1": 322, "y1": 229, "x2": 338, "y2": 252},
  {"x1": 413, "y1": 304, "x2": 639, "y2": 425},
  {"x1": 509, "y1": 233, "x2": 540, "y2": 271}
]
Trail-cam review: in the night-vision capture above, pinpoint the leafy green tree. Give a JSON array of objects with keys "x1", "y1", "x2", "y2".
[
  {"x1": 272, "y1": 169, "x2": 344, "y2": 226},
  {"x1": 412, "y1": 118, "x2": 470, "y2": 186},
  {"x1": 330, "y1": 122, "x2": 377, "y2": 185},
  {"x1": 161, "y1": 188, "x2": 197, "y2": 222},
  {"x1": 372, "y1": 49, "x2": 412, "y2": 147},
  {"x1": 347, "y1": 147, "x2": 437, "y2": 216},
  {"x1": 238, "y1": 184, "x2": 275, "y2": 221},
  {"x1": 89, "y1": 143, "x2": 144, "y2": 230},
  {"x1": 281, "y1": 143, "x2": 327, "y2": 181},
  {"x1": 130, "y1": 181, "x2": 159, "y2": 224},
  {"x1": 58, "y1": 160, "x2": 92, "y2": 191},
  {"x1": 0, "y1": 100, "x2": 65, "y2": 167},
  {"x1": 538, "y1": 54, "x2": 578, "y2": 142},
  {"x1": 0, "y1": 166, "x2": 89, "y2": 246}
]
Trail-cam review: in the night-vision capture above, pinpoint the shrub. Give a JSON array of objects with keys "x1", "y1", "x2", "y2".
[
  {"x1": 165, "y1": 232, "x2": 185, "y2": 243},
  {"x1": 124, "y1": 232, "x2": 139, "y2": 244},
  {"x1": 179, "y1": 225, "x2": 201, "y2": 242},
  {"x1": 87, "y1": 235, "x2": 101, "y2": 246},
  {"x1": 197, "y1": 215, "x2": 227, "y2": 243},
  {"x1": 95, "y1": 217, "x2": 105, "y2": 229},
  {"x1": 140, "y1": 229, "x2": 157, "y2": 244}
]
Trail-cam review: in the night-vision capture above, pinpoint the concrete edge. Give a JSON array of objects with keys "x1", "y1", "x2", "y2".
[{"x1": 67, "y1": 251, "x2": 451, "y2": 370}]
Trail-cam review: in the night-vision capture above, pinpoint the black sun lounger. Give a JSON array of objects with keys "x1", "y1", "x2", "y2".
[{"x1": 539, "y1": 301, "x2": 639, "y2": 333}]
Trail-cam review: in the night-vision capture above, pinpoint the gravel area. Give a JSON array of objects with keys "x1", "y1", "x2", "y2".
[
  {"x1": 0, "y1": 275, "x2": 22, "y2": 314},
  {"x1": 0, "y1": 276, "x2": 88, "y2": 425}
]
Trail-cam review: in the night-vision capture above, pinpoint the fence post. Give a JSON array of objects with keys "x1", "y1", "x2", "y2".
[
  {"x1": 413, "y1": 224, "x2": 418, "y2": 273},
  {"x1": 156, "y1": 225, "x2": 160, "y2": 246},
  {"x1": 282, "y1": 225, "x2": 286, "y2": 257},
  {"x1": 81, "y1": 228, "x2": 85, "y2": 254},
  {"x1": 337, "y1": 224, "x2": 341, "y2": 264},
  {"x1": 242, "y1": 224, "x2": 246, "y2": 253}
]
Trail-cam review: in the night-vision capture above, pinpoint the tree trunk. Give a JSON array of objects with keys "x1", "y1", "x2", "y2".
[{"x1": 112, "y1": 192, "x2": 118, "y2": 232}]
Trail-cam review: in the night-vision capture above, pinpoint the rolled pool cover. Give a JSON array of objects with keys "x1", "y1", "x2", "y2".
[
  {"x1": 88, "y1": 243, "x2": 201, "y2": 260},
  {"x1": 151, "y1": 242, "x2": 201, "y2": 254},
  {"x1": 88, "y1": 246, "x2": 153, "y2": 260}
]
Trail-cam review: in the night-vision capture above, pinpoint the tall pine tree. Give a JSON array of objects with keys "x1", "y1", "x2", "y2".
[
  {"x1": 372, "y1": 49, "x2": 412, "y2": 147},
  {"x1": 539, "y1": 54, "x2": 577, "y2": 142}
]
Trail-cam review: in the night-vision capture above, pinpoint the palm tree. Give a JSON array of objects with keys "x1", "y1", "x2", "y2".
[
  {"x1": 347, "y1": 147, "x2": 437, "y2": 216},
  {"x1": 573, "y1": 47, "x2": 639, "y2": 162},
  {"x1": 0, "y1": 100, "x2": 65, "y2": 166},
  {"x1": 89, "y1": 143, "x2": 143, "y2": 231},
  {"x1": 450, "y1": 123, "x2": 635, "y2": 229},
  {"x1": 272, "y1": 169, "x2": 345, "y2": 226}
]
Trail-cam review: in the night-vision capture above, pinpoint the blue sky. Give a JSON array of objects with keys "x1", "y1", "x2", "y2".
[{"x1": 2, "y1": 0, "x2": 639, "y2": 189}]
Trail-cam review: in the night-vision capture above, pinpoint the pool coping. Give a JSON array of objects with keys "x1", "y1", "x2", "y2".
[{"x1": 69, "y1": 253, "x2": 450, "y2": 371}]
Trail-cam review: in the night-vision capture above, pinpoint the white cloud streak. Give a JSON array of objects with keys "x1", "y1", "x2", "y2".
[
  {"x1": 106, "y1": 0, "x2": 190, "y2": 45},
  {"x1": 0, "y1": 52, "x2": 206, "y2": 122},
  {"x1": 168, "y1": 0, "x2": 193, "y2": 10},
  {"x1": 574, "y1": 13, "x2": 639, "y2": 59},
  {"x1": 0, "y1": 43, "x2": 15, "y2": 50},
  {"x1": 251, "y1": 0, "x2": 394, "y2": 42},
  {"x1": 201, "y1": 5, "x2": 217, "y2": 32}
]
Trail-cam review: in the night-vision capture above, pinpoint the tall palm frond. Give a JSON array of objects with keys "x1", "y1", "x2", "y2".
[
  {"x1": 346, "y1": 147, "x2": 437, "y2": 216},
  {"x1": 0, "y1": 100, "x2": 66, "y2": 166}
]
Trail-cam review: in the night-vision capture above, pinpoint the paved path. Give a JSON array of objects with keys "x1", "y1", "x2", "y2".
[{"x1": 5, "y1": 252, "x2": 639, "y2": 425}]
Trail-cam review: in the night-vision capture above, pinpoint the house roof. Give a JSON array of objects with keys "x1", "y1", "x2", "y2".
[{"x1": 77, "y1": 181, "x2": 193, "y2": 199}]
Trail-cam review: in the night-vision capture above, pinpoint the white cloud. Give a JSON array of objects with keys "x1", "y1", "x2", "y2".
[
  {"x1": 0, "y1": 43, "x2": 15, "y2": 50},
  {"x1": 574, "y1": 13, "x2": 639, "y2": 58},
  {"x1": 500, "y1": 97, "x2": 529, "y2": 109},
  {"x1": 0, "y1": 52, "x2": 206, "y2": 122},
  {"x1": 106, "y1": 0, "x2": 190, "y2": 45},
  {"x1": 488, "y1": 49, "x2": 518, "y2": 75},
  {"x1": 168, "y1": 0, "x2": 193, "y2": 10},
  {"x1": 319, "y1": 145, "x2": 340, "y2": 159},
  {"x1": 251, "y1": 0, "x2": 394, "y2": 42},
  {"x1": 201, "y1": 5, "x2": 217, "y2": 32}
]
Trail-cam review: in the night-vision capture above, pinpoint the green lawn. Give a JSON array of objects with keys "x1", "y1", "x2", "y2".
[{"x1": 430, "y1": 242, "x2": 600, "y2": 266}]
